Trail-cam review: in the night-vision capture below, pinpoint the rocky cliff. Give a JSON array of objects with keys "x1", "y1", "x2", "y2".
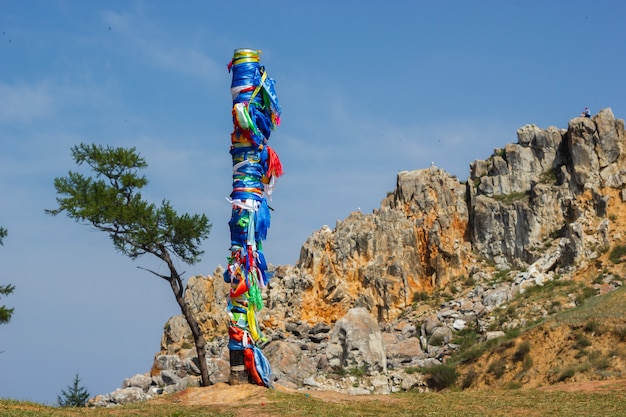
[
  {"x1": 93, "y1": 108, "x2": 626, "y2": 406},
  {"x1": 263, "y1": 107, "x2": 625, "y2": 326}
]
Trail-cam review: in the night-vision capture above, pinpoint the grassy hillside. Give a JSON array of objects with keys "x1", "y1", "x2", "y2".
[{"x1": 450, "y1": 283, "x2": 626, "y2": 390}]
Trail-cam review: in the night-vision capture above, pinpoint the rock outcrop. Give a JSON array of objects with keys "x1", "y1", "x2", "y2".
[
  {"x1": 469, "y1": 108, "x2": 626, "y2": 270},
  {"x1": 94, "y1": 108, "x2": 626, "y2": 406}
]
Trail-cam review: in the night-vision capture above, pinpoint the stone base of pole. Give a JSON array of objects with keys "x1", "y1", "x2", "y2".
[{"x1": 228, "y1": 349, "x2": 249, "y2": 385}]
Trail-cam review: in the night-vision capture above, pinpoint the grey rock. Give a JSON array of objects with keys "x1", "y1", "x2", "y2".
[
  {"x1": 326, "y1": 308, "x2": 387, "y2": 374},
  {"x1": 109, "y1": 387, "x2": 148, "y2": 405},
  {"x1": 121, "y1": 374, "x2": 152, "y2": 392}
]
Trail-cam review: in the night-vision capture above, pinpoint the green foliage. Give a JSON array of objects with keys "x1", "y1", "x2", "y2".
[
  {"x1": 331, "y1": 366, "x2": 347, "y2": 377},
  {"x1": 487, "y1": 358, "x2": 507, "y2": 378},
  {"x1": 583, "y1": 319, "x2": 602, "y2": 335},
  {"x1": 504, "y1": 328, "x2": 520, "y2": 339},
  {"x1": 0, "y1": 283, "x2": 15, "y2": 325},
  {"x1": 57, "y1": 373, "x2": 90, "y2": 407},
  {"x1": 462, "y1": 275, "x2": 476, "y2": 287},
  {"x1": 0, "y1": 227, "x2": 15, "y2": 326},
  {"x1": 519, "y1": 278, "x2": 574, "y2": 300},
  {"x1": 452, "y1": 326, "x2": 480, "y2": 349},
  {"x1": 575, "y1": 287, "x2": 597, "y2": 304},
  {"x1": 556, "y1": 361, "x2": 591, "y2": 382},
  {"x1": 539, "y1": 169, "x2": 557, "y2": 184},
  {"x1": 348, "y1": 365, "x2": 369, "y2": 377},
  {"x1": 556, "y1": 366, "x2": 576, "y2": 382},
  {"x1": 460, "y1": 368, "x2": 477, "y2": 389},
  {"x1": 454, "y1": 334, "x2": 490, "y2": 364},
  {"x1": 588, "y1": 350, "x2": 611, "y2": 371},
  {"x1": 422, "y1": 364, "x2": 458, "y2": 391},
  {"x1": 592, "y1": 274, "x2": 606, "y2": 285},
  {"x1": 46, "y1": 144, "x2": 211, "y2": 265},
  {"x1": 505, "y1": 381, "x2": 523, "y2": 390},
  {"x1": 609, "y1": 245, "x2": 626, "y2": 264},
  {"x1": 412, "y1": 291, "x2": 429, "y2": 303},
  {"x1": 491, "y1": 269, "x2": 511, "y2": 283},
  {"x1": 522, "y1": 354, "x2": 534, "y2": 371},
  {"x1": 614, "y1": 326, "x2": 626, "y2": 342},
  {"x1": 45, "y1": 144, "x2": 214, "y2": 386},
  {"x1": 512, "y1": 341, "x2": 531, "y2": 363},
  {"x1": 573, "y1": 332, "x2": 591, "y2": 350}
]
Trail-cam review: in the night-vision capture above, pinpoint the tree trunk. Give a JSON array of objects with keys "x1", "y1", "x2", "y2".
[{"x1": 168, "y1": 275, "x2": 211, "y2": 387}]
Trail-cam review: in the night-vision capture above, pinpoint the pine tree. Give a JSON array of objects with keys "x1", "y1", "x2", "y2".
[
  {"x1": 0, "y1": 227, "x2": 14, "y2": 325},
  {"x1": 46, "y1": 144, "x2": 213, "y2": 385},
  {"x1": 57, "y1": 372, "x2": 90, "y2": 407}
]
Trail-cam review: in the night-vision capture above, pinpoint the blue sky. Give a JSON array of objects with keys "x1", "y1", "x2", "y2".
[{"x1": 1, "y1": 0, "x2": 625, "y2": 404}]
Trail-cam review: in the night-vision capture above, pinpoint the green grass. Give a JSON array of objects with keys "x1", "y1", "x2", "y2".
[
  {"x1": 4, "y1": 387, "x2": 626, "y2": 417},
  {"x1": 557, "y1": 285, "x2": 626, "y2": 325}
]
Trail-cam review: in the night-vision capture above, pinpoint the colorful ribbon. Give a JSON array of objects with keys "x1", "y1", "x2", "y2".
[{"x1": 224, "y1": 48, "x2": 282, "y2": 388}]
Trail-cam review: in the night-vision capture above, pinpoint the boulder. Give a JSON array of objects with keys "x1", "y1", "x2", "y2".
[{"x1": 325, "y1": 308, "x2": 386, "y2": 374}]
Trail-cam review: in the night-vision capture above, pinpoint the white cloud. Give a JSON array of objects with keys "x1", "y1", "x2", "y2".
[{"x1": 0, "y1": 82, "x2": 53, "y2": 123}]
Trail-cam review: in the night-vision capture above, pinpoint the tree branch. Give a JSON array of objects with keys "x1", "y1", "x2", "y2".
[{"x1": 136, "y1": 266, "x2": 171, "y2": 282}]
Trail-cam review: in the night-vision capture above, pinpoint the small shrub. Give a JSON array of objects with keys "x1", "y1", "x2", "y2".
[
  {"x1": 549, "y1": 300, "x2": 562, "y2": 314},
  {"x1": 349, "y1": 365, "x2": 369, "y2": 377},
  {"x1": 590, "y1": 354, "x2": 610, "y2": 371},
  {"x1": 506, "y1": 305, "x2": 517, "y2": 316},
  {"x1": 495, "y1": 339, "x2": 515, "y2": 354},
  {"x1": 332, "y1": 367, "x2": 347, "y2": 377},
  {"x1": 461, "y1": 369, "x2": 477, "y2": 389},
  {"x1": 463, "y1": 275, "x2": 476, "y2": 287},
  {"x1": 557, "y1": 366, "x2": 577, "y2": 382},
  {"x1": 539, "y1": 169, "x2": 557, "y2": 184},
  {"x1": 575, "y1": 287, "x2": 597, "y2": 304},
  {"x1": 592, "y1": 274, "x2": 605, "y2": 285},
  {"x1": 456, "y1": 343, "x2": 488, "y2": 364},
  {"x1": 493, "y1": 269, "x2": 511, "y2": 282},
  {"x1": 513, "y1": 341, "x2": 531, "y2": 362},
  {"x1": 609, "y1": 245, "x2": 626, "y2": 264},
  {"x1": 573, "y1": 332, "x2": 592, "y2": 350},
  {"x1": 613, "y1": 326, "x2": 626, "y2": 342},
  {"x1": 505, "y1": 381, "x2": 522, "y2": 390},
  {"x1": 412, "y1": 291, "x2": 429, "y2": 303},
  {"x1": 583, "y1": 319, "x2": 602, "y2": 335},
  {"x1": 504, "y1": 328, "x2": 521, "y2": 339},
  {"x1": 522, "y1": 354, "x2": 534, "y2": 371},
  {"x1": 487, "y1": 358, "x2": 507, "y2": 378},
  {"x1": 424, "y1": 364, "x2": 458, "y2": 391}
]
